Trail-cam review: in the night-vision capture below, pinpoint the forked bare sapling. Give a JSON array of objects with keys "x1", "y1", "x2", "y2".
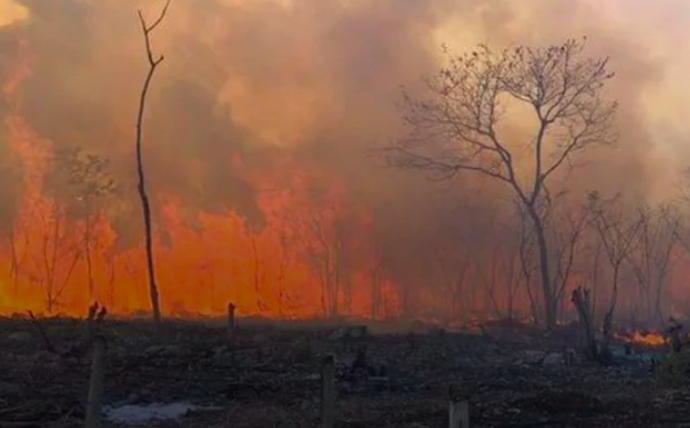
[{"x1": 134, "y1": 0, "x2": 171, "y2": 324}]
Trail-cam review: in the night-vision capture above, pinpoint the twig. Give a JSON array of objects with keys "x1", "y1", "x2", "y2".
[{"x1": 27, "y1": 310, "x2": 57, "y2": 354}]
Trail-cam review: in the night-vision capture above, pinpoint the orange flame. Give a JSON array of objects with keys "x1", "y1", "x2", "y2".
[
  {"x1": 616, "y1": 330, "x2": 667, "y2": 346},
  {"x1": 1, "y1": 42, "x2": 386, "y2": 317}
]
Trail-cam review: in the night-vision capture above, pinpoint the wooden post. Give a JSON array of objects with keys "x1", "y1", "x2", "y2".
[
  {"x1": 83, "y1": 302, "x2": 99, "y2": 344},
  {"x1": 227, "y1": 302, "x2": 236, "y2": 339},
  {"x1": 448, "y1": 400, "x2": 469, "y2": 428},
  {"x1": 321, "y1": 355, "x2": 336, "y2": 428},
  {"x1": 84, "y1": 336, "x2": 106, "y2": 428}
]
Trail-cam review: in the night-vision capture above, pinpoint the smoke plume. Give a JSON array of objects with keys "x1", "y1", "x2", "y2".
[{"x1": 0, "y1": 0, "x2": 688, "y2": 318}]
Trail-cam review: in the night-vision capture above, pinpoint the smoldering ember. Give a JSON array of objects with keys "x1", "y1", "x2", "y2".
[{"x1": 2, "y1": 0, "x2": 690, "y2": 427}]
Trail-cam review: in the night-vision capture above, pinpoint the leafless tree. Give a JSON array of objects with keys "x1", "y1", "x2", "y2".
[
  {"x1": 627, "y1": 204, "x2": 680, "y2": 325},
  {"x1": 298, "y1": 203, "x2": 352, "y2": 317},
  {"x1": 572, "y1": 285, "x2": 598, "y2": 360},
  {"x1": 499, "y1": 226, "x2": 526, "y2": 321},
  {"x1": 105, "y1": 253, "x2": 117, "y2": 307},
  {"x1": 584, "y1": 233, "x2": 604, "y2": 323},
  {"x1": 385, "y1": 38, "x2": 618, "y2": 330},
  {"x1": 436, "y1": 246, "x2": 471, "y2": 321},
  {"x1": 47, "y1": 148, "x2": 116, "y2": 299},
  {"x1": 477, "y1": 246, "x2": 501, "y2": 319},
  {"x1": 0, "y1": 146, "x2": 25, "y2": 297},
  {"x1": 368, "y1": 243, "x2": 386, "y2": 320},
  {"x1": 275, "y1": 223, "x2": 294, "y2": 317},
  {"x1": 247, "y1": 224, "x2": 268, "y2": 312},
  {"x1": 432, "y1": 220, "x2": 472, "y2": 322},
  {"x1": 587, "y1": 191, "x2": 642, "y2": 357},
  {"x1": 549, "y1": 201, "x2": 590, "y2": 322},
  {"x1": 28, "y1": 203, "x2": 81, "y2": 312},
  {"x1": 477, "y1": 220, "x2": 525, "y2": 321},
  {"x1": 135, "y1": 0, "x2": 171, "y2": 323}
]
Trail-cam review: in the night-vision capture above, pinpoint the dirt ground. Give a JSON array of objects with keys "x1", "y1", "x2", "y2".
[{"x1": 0, "y1": 315, "x2": 687, "y2": 428}]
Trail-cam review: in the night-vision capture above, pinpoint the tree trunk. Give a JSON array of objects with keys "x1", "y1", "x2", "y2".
[
  {"x1": 528, "y1": 207, "x2": 556, "y2": 330},
  {"x1": 134, "y1": 2, "x2": 170, "y2": 324},
  {"x1": 9, "y1": 232, "x2": 18, "y2": 297},
  {"x1": 136, "y1": 152, "x2": 161, "y2": 323},
  {"x1": 250, "y1": 231, "x2": 261, "y2": 310},
  {"x1": 572, "y1": 287, "x2": 599, "y2": 360},
  {"x1": 370, "y1": 271, "x2": 380, "y2": 320},
  {"x1": 600, "y1": 264, "x2": 621, "y2": 362},
  {"x1": 107, "y1": 255, "x2": 116, "y2": 307},
  {"x1": 85, "y1": 214, "x2": 94, "y2": 300}
]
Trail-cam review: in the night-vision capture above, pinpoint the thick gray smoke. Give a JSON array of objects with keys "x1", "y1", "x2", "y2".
[{"x1": 0, "y1": 0, "x2": 688, "y2": 317}]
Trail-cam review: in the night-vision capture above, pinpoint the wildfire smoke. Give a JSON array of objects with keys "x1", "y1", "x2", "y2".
[{"x1": 0, "y1": 0, "x2": 688, "y2": 324}]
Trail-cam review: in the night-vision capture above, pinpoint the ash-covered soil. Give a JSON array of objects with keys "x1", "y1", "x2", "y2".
[{"x1": 0, "y1": 316, "x2": 686, "y2": 428}]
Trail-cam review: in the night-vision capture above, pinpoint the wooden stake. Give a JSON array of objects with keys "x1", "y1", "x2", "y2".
[
  {"x1": 449, "y1": 400, "x2": 469, "y2": 428},
  {"x1": 227, "y1": 302, "x2": 236, "y2": 339},
  {"x1": 83, "y1": 302, "x2": 99, "y2": 344},
  {"x1": 321, "y1": 355, "x2": 336, "y2": 428},
  {"x1": 84, "y1": 336, "x2": 106, "y2": 428}
]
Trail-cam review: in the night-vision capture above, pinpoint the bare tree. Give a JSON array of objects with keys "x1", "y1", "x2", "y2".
[
  {"x1": 27, "y1": 201, "x2": 81, "y2": 312},
  {"x1": 549, "y1": 201, "x2": 590, "y2": 322},
  {"x1": 476, "y1": 245, "x2": 501, "y2": 319},
  {"x1": 298, "y1": 202, "x2": 352, "y2": 317},
  {"x1": 476, "y1": 220, "x2": 525, "y2": 321},
  {"x1": 435, "y1": 245, "x2": 471, "y2": 322},
  {"x1": 584, "y1": 232, "x2": 604, "y2": 323},
  {"x1": 498, "y1": 225, "x2": 526, "y2": 321},
  {"x1": 0, "y1": 145, "x2": 24, "y2": 296},
  {"x1": 432, "y1": 220, "x2": 472, "y2": 322},
  {"x1": 105, "y1": 253, "x2": 117, "y2": 307},
  {"x1": 587, "y1": 191, "x2": 642, "y2": 358},
  {"x1": 135, "y1": 0, "x2": 171, "y2": 323},
  {"x1": 629, "y1": 204, "x2": 680, "y2": 325},
  {"x1": 275, "y1": 223, "x2": 294, "y2": 317},
  {"x1": 39, "y1": 147, "x2": 114, "y2": 309},
  {"x1": 386, "y1": 38, "x2": 617, "y2": 330},
  {"x1": 47, "y1": 147, "x2": 116, "y2": 300},
  {"x1": 368, "y1": 243, "x2": 386, "y2": 320},
  {"x1": 572, "y1": 286, "x2": 598, "y2": 360}
]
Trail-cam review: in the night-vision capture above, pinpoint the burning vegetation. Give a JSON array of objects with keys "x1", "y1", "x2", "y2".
[
  {"x1": 4, "y1": 2, "x2": 690, "y2": 427},
  {"x1": 0, "y1": 0, "x2": 688, "y2": 336}
]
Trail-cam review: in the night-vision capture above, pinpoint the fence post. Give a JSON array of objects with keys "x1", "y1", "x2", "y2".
[
  {"x1": 84, "y1": 336, "x2": 106, "y2": 428},
  {"x1": 448, "y1": 400, "x2": 469, "y2": 428},
  {"x1": 227, "y1": 302, "x2": 236, "y2": 340},
  {"x1": 321, "y1": 355, "x2": 336, "y2": 428}
]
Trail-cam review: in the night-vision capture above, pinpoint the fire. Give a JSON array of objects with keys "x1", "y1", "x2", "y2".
[
  {"x1": 617, "y1": 330, "x2": 667, "y2": 346},
  {"x1": 0, "y1": 38, "x2": 385, "y2": 318},
  {"x1": 0, "y1": 2, "x2": 685, "y2": 325},
  {"x1": 0, "y1": 24, "x2": 398, "y2": 318}
]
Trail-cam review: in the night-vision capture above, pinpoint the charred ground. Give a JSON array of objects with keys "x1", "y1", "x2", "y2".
[{"x1": 1, "y1": 315, "x2": 687, "y2": 428}]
